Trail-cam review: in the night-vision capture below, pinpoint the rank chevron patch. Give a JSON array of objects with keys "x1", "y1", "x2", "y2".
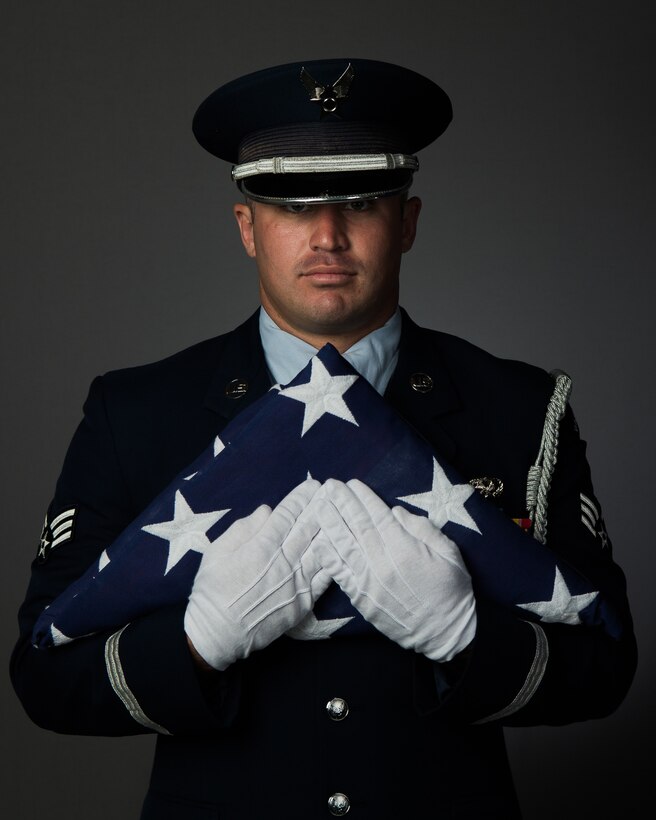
[
  {"x1": 580, "y1": 492, "x2": 610, "y2": 549},
  {"x1": 37, "y1": 508, "x2": 76, "y2": 562}
]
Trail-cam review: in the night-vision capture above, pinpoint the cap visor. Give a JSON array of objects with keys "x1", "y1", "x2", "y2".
[{"x1": 239, "y1": 168, "x2": 414, "y2": 204}]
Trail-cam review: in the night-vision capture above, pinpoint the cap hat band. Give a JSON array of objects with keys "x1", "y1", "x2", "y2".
[
  {"x1": 232, "y1": 152, "x2": 418, "y2": 181},
  {"x1": 236, "y1": 120, "x2": 408, "y2": 162}
]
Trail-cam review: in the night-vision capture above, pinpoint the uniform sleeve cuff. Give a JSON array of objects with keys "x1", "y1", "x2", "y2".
[
  {"x1": 105, "y1": 604, "x2": 241, "y2": 735},
  {"x1": 415, "y1": 599, "x2": 548, "y2": 723}
]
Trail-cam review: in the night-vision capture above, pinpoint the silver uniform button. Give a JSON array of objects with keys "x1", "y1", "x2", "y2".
[
  {"x1": 328, "y1": 793, "x2": 350, "y2": 816},
  {"x1": 409, "y1": 372, "x2": 433, "y2": 393},
  {"x1": 326, "y1": 697, "x2": 349, "y2": 721}
]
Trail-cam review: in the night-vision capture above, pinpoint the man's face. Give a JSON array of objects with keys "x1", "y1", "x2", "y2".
[{"x1": 233, "y1": 194, "x2": 421, "y2": 348}]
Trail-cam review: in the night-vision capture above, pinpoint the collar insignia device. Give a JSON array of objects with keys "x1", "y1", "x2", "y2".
[{"x1": 469, "y1": 476, "x2": 504, "y2": 499}]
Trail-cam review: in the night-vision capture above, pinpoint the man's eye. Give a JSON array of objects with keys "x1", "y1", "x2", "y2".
[
  {"x1": 344, "y1": 200, "x2": 372, "y2": 212},
  {"x1": 284, "y1": 203, "x2": 311, "y2": 214}
]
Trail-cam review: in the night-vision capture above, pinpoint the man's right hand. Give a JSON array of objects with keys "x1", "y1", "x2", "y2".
[{"x1": 184, "y1": 478, "x2": 330, "y2": 671}]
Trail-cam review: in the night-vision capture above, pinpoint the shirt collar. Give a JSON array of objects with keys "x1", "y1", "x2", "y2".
[{"x1": 259, "y1": 306, "x2": 401, "y2": 396}]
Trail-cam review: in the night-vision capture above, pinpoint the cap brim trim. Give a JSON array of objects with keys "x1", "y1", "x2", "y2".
[{"x1": 232, "y1": 152, "x2": 418, "y2": 180}]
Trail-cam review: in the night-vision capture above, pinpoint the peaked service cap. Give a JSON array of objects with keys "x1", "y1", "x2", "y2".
[{"x1": 192, "y1": 57, "x2": 452, "y2": 204}]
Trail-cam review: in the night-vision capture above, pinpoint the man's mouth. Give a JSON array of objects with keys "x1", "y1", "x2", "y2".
[{"x1": 301, "y1": 268, "x2": 356, "y2": 283}]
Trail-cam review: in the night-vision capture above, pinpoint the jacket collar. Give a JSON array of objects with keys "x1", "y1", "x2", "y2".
[{"x1": 202, "y1": 307, "x2": 464, "y2": 459}]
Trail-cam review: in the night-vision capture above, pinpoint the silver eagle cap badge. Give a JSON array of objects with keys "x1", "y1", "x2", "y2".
[{"x1": 300, "y1": 63, "x2": 355, "y2": 114}]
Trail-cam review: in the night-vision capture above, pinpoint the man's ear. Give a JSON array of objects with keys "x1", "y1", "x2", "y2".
[
  {"x1": 233, "y1": 203, "x2": 256, "y2": 258},
  {"x1": 401, "y1": 196, "x2": 421, "y2": 253}
]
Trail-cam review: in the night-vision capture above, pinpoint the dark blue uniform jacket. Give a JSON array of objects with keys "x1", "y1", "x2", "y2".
[{"x1": 10, "y1": 310, "x2": 637, "y2": 819}]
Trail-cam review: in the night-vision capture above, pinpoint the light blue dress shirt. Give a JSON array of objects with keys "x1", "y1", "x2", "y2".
[{"x1": 259, "y1": 306, "x2": 401, "y2": 395}]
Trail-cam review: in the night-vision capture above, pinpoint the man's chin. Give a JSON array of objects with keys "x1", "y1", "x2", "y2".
[{"x1": 300, "y1": 305, "x2": 394, "y2": 344}]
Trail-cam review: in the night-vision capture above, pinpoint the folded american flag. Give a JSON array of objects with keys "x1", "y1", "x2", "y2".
[{"x1": 32, "y1": 344, "x2": 623, "y2": 649}]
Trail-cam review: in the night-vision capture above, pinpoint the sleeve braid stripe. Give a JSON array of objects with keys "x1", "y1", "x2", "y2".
[
  {"x1": 473, "y1": 622, "x2": 548, "y2": 724},
  {"x1": 105, "y1": 626, "x2": 171, "y2": 735}
]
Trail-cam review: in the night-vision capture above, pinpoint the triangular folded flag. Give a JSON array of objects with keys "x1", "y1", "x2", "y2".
[{"x1": 32, "y1": 345, "x2": 623, "y2": 649}]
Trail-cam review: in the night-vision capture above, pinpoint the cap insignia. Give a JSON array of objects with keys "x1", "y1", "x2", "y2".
[{"x1": 300, "y1": 63, "x2": 354, "y2": 115}]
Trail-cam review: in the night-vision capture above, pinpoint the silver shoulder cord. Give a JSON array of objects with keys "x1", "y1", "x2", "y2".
[{"x1": 526, "y1": 370, "x2": 573, "y2": 544}]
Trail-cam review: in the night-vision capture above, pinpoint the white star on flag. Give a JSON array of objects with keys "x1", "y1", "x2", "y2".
[
  {"x1": 278, "y1": 357, "x2": 359, "y2": 436},
  {"x1": 517, "y1": 566, "x2": 599, "y2": 624},
  {"x1": 398, "y1": 457, "x2": 481, "y2": 534},
  {"x1": 286, "y1": 611, "x2": 354, "y2": 640},
  {"x1": 142, "y1": 490, "x2": 229, "y2": 574},
  {"x1": 50, "y1": 624, "x2": 73, "y2": 646}
]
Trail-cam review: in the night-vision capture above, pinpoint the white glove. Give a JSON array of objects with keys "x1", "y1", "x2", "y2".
[
  {"x1": 315, "y1": 478, "x2": 477, "y2": 662},
  {"x1": 184, "y1": 478, "x2": 331, "y2": 670}
]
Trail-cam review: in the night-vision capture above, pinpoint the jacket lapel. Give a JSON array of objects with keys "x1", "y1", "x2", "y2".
[
  {"x1": 202, "y1": 310, "x2": 272, "y2": 423},
  {"x1": 201, "y1": 307, "x2": 467, "y2": 464},
  {"x1": 385, "y1": 310, "x2": 463, "y2": 463}
]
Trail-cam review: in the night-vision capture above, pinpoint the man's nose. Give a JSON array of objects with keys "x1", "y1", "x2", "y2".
[{"x1": 309, "y1": 206, "x2": 349, "y2": 252}]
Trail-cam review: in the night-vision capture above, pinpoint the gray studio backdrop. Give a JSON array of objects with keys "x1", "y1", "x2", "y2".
[{"x1": 2, "y1": 2, "x2": 654, "y2": 818}]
